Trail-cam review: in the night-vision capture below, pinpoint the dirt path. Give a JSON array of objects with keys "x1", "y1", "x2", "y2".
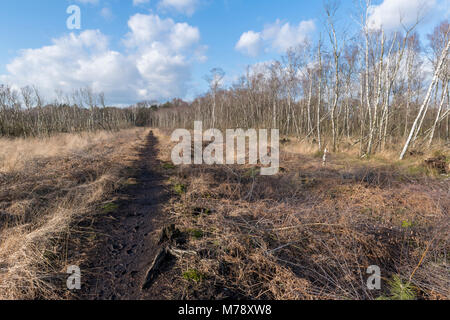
[{"x1": 80, "y1": 131, "x2": 170, "y2": 300}]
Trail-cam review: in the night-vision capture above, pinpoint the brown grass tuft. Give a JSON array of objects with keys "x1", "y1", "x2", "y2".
[
  {"x1": 153, "y1": 131, "x2": 449, "y2": 300},
  {"x1": 0, "y1": 128, "x2": 149, "y2": 299}
]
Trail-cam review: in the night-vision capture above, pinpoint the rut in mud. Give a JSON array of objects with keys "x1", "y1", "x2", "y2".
[{"x1": 80, "y1": 131, "x2": 171, "y2": 300}]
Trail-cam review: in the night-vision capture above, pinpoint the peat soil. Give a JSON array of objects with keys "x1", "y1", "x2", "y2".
[{"x1": 79, "y1": 131, "x2": 172, "y2": 300}]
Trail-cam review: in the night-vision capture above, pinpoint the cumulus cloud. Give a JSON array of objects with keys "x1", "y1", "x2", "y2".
[
  {"x1": 367, "y1": 0, "x2": 437, "y2": 30},
  {"x1": 235, "y1": 31, "x2": 263, "y2": 57},
  {"x1": 263, "y1": 20, "x2": 315, "y2": 53},
  {"x1": 236, "y1": 19, "x2": 316, "y2": 57},
  {"x1": 0, "y1": 14, "x2": 205, "y2": 104},
  {"x1": 124, "y1": 13, "x2": 200, "y2": 50},
  {"x1": 124, "y1": 14, "x2": 204, "y2": 99}
]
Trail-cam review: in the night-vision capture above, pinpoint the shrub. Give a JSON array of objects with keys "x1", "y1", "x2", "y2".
[{"x1": 378, "y1": 275, "x2": 416, "y2": 300}]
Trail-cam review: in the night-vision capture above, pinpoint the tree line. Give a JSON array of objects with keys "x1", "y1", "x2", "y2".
[
  {"x1": 0, "y1": 85, "x2": 160, "y2": 137},
  {"x1": 0, "y1": 2, "x2": 448, "y2": 160},
  {"x1": 150, "y1": 4, "x2": 449, "y2": 159}
]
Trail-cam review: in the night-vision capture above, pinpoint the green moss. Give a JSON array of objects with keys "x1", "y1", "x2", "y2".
[
  {"x1": 162, "y1": 162, "x2": 176, "y2": 170},
  {"x1": 174, "y1": 183, "x2": 186, "y2": 195},
  {"x1": 101, "y1": 202, "x2": 119, "y2": 214},
  {"x1": 188, "y1": 229, "x2": 204, "y2": 239},
  {"x1": 212, "y1": 240, "x2": 221, "y2": 247},
  {"x1": 401, "y1": 220, "x2": 413, "y2": 229},
  {"x1": 182, "y1": 269, "x2": 205, "y2": 283}
]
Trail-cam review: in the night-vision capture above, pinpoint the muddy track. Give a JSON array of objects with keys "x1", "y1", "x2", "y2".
[{"x1": 80, "y1": 131, "x2": 170, "y2": 300}]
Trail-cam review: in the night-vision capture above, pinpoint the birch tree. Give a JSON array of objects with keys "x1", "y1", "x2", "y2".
[{"x1": 400, "y1": 29, "x2": 450, "y2": 159}]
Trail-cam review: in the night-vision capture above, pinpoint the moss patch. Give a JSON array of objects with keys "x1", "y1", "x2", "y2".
[
  {"x1": 101, "y1": 202, "x2": 119, "y2": 214},
  {"x1": 182, "y1": 269, "x2": 205, "y2": 283}
]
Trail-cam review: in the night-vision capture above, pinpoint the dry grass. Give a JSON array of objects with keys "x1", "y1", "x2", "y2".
[
  {"x1": 154, "y1": 131, "x2": 449, "y2": 300},
  {"x1": 0, "y1": 131, "x2": 127, "y2": 173},
  {"x1": 0, "y1": 128, "x2": 447, "y2": 300},
  {"x1": 0, "y1": 128, "x2": 149, "y2": 299}
]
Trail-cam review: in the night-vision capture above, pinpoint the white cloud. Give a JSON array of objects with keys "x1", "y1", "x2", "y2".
[
  {"x1": 262, "y1": 20, "x2": 315, "y2": 53},
  {"x1": 124, "y1": 14, "x2": 200, "y2": 50},
  {"x1": 235, "y1": 31, "x2": 263, "y2": 57},
  {"x1": 159, "y1": 0, "x2": 199, "y2": 16},
  {"x1": 0, "y1": 14, "x2": 205, "y2": 104},
  {"x1": 236, "y1": 19, "x2": 316, "y2": 57},
  {"x1": 367, "y1": 0, "x2": 437, "y2": 30}
]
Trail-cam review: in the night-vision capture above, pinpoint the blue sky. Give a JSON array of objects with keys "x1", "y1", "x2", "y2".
[{"x1": 0, "y1": 0, "x2": 448, "y2": 105}]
